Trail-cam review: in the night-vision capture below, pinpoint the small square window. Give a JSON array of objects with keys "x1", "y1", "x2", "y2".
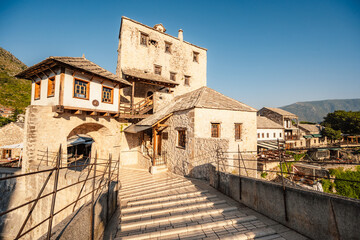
[
  {"x1": 258, "y1": 133, "x2": 260, "y2": 138},
  {"x1": 102, "y1": 86, "x2": 113, "y2": 103},
  {"x1": 211, "y1": 123, "x2": 220, "y2": 138},
  {"x1": 279, "y1": 133, "x2": 282, "y2": 137},
  {"x1": 193, "y1": 51, "x2": 199, "y2": 63},
  {"x1": 154, "y1": 65, "x2": 162, "y2": 75},
  {"x1": 74, "y1": 79, "x2": 89, "y2": 99},
  {"x1": 165, "y1": 41, "x2": 172, "y2": 53},
  {"x1": 140, "y1": 32, "x2": 148, "y2": 46},
  {"x1": 170, "y1": 72, "x2": 176, "y2": 81},
  {"x1": 47, "y1": 76, "x2": 55, "y2": 97},
  {"x1": 262, "y1": 133, "x2": 264, "y2": 138},
  {"x1": 273, "y1": 133, "x2": 276, "y2": 138},
  {"x1": 178, "y1": 130, "x2": 186, "y2": 148},
  {"x1": 184, "y1": 75, "x2": 190, "y2": 86},
  {"x1": 267, "y1": 133, "x2": 269, "y2": 138}
]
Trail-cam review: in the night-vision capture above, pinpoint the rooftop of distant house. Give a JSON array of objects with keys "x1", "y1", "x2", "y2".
[
  {"x1": 261, "y1": 107, "x2": 297, "y2": 118},
  {"x1": 257, "y1": 116, "x2": 284, "y2": 129}
]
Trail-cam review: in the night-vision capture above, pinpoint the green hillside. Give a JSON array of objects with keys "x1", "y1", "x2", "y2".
[
  {"x1": 280, "y1": 99, "x2": 360, "y2": 123},
  {"x1": 0, "y1": 47, "x2": 31, "y2": 111}
]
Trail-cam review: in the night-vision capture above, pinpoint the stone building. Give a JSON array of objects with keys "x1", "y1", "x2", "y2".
[
  {"x1": 258, "y1": 107, "x2": 300, "y2": 149},
  {"x1": 0, "y1": 122, "x2": 24, "y2": 160},
  {"x1": 298, "y1": 123, "x2": 328, "y2": 148},
  {"x1": 125, "y1": 86, "x2": 258, "y2": 177}
]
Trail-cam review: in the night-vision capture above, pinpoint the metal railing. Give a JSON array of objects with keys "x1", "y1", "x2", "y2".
[
  {"x1": 211, "y1": 144, "x2": 360, "y2": 222},
  {"x1": 0, "y1": 145, "x2": 120, "y2": 240}
]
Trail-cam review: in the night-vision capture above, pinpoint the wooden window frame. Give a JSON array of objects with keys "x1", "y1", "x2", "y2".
[
  {"x1": 140, "y1": 32, "x2": 149, "y2": 46},
  {"x1": 170, "y1": 72, "x2": 176, "y2": 81},
  {"x1": 273, "y1": 133, "x2": 276, "y2": 138},
  {"x1": 154, "y1": 65, "x2": 162, "y2": 75},
  {"x1": 3, "y1": 149, "x2": 12, "y2": 159},
  {"x1": 279, "y1": 133, "x2": 282, "y2": 138},
  {"x1": 235, "y1": 123, "x2": 242, "y2": 141},
  {"x1": 177, "y1": 129, "x2": 186, "y2": 148},
  {"x1": 47, "y1": 76, "x2": 56, "y2": 98},
  {"x1": 165, "y1": 41, "x2": 172, "y2": 54},
  {"x1": 101, "y1": 85, "x2": 114, "y2": 104},
  {"x1": 257, "y1": 133, "x2": 260, "y2": 138},
  {"x1": 73, "y1": 78, "x2": 90, "y2": 100},
  {"x1": 211, "y1": 123, "x2": 220, "y2": 138},
  {"x1": 184, "y1": 75, "x2": 190, "y2": 86},
  {"x1": 262, "y1": 133, "x2": 264, "y2": 138},
  {"x1": 34, "y1": 80, "x2": 41, "y2": 100},
  {"x1": 193, "y1": 51, "x2": 199, "y2": 63},
  {"x1": 267, "y1": 133, "x2": 269, "y2": 138}
]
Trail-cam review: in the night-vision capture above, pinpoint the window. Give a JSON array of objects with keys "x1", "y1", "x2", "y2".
[
  {"x1": 47, "y1": 77, "x2": 55, "y2": 97},
  {"x1": 279, "y1": 133, "x2": 282, "y2": 138},
  {"x1": 102, "y1": 86, "x2": 113, "y2": 103},
  {"x1": 193, "y1": 51, "x2": 199, "y2": 63},
  {"x1": 235, "y1": 123, "x2": 242, "y2": 140},
  {"x1": 273, "y1": 133, "x2": 276, "y2": 138},
  {"x1": 34, "y1": 81, "x2": 41, "y2": 100},
  {"x1": 184, "y1": 75, "x2": 190, "y2": 86},
  {"x1": 267, "y1": 133, "x2": 269, "y2": 138},
  {"x1": 314, "y1": 139, "x2": 317, "y2": 144},
  {"x1": 165, "y1": 41, "x2": 172, "y2": 53},
  {"x1": 74, "y1": 78, "x2": 89, "y2": 99},
  {"x1": 262, "y1": 133, "x2": 264, "y2": 138},
  {"x1": 257, "y1": 133, "x2": 260, "y2": 138},
  {"x1": 211, "y1": 123, "x2": 220, "y2": 138},
  {"x1": 170, "y1": 72, "x2": 176, "y2": 81},
  {"x1": 140, "y1": 32, "x2": 148, "y2": 46},
  {"x1": 154, "y1": 65, "x2": 162, "y2": 75},
  {"x1": 3, "y1": 149, "x2": 11, "y2": 159},
  {"x1": 178, "y1": 130, "x2": 186, "y2": 148}
]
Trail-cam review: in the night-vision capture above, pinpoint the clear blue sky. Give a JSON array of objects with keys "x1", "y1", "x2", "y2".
[{"x1": 1, "y1": 0, "x2": 359, "y2": 109}]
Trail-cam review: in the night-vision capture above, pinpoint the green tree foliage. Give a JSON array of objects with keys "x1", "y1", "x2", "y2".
[
  {"x1": 321, "y1": 127, "x2": 342, "y2": 140},
  {"x1": 322, "y1": 167, "x2": 360, "y2": 199},
  {"x1": 322, "y1": 110, "x2": 360, "y2": 134}
]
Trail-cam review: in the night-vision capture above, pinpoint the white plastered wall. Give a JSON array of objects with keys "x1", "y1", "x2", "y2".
[
  {"x1": 62, "y1": 70, "x2": 120, "y2": 112},
  {"x1": 257, "y1": 129, "x2": 284, "y2": 141}
]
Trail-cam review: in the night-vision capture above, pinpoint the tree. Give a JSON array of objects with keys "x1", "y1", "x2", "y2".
[
  {"x1": 322, "y1": 110, "x2": 360, "y2": 135},
  {"x1": 321, "y1": 127, "x2": 342, "y2": 140}
]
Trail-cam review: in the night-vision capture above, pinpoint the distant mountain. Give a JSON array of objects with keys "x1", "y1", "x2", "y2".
[
  {"x1": 280, "y1": 99, "x2": 360, "y2": 123},
  {"x1": 0, "y1": 47, "x2": 31, "y2": 111}
]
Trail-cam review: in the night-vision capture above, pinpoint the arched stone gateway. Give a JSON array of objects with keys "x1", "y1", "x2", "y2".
[{"x1": 22, "y1": 105, "x2": 123, "y2": 170}]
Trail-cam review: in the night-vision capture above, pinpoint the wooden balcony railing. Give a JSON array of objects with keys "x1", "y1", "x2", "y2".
[
  {"x1": 119, "y1": 95, "x2": 154, "y2": 116},
  {"x1": 285, "y1": 135, "x2": 300, "y2": 141}
]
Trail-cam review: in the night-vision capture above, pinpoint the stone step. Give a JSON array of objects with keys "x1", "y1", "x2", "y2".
[
  {"x1": 116, "y1": 215, "x2": 257, "y2": 240},
  {"x1": 120, "y1": 178, "x2": 188, "y2": 194},
  {"x1": 122, "y1": 194, "x2": 218, "y2": 213},
  {"x1": 118, "y1": 206, "x2": 238, "y2": 230},
  {"x1": 121, "y1": 199, "x2": 226, "y2": 221},
  {"x1": 126, "y1": 190, "x2": 209, "y2": 206},
  {"x1": 221, "y1": 228, "x2": 278, "y2": 240},
  {"x1": 119, "y1": 175, "x2": 177, "y2": 188},
  {"x1": 120, "y1": 184, "x2": 197, "y2": 202}
]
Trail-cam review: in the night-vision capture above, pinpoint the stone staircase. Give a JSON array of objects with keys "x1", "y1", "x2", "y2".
[{"x1": 115, "y1": 168, "x2": 286, "y2": 240}]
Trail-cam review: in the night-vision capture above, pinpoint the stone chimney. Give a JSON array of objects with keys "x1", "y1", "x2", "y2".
[{"x1": 178, "y1": 29, "x2": 183, "y2": 42}]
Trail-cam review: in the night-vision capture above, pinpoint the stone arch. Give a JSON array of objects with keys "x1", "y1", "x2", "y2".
[{"x1": 67, "y1": 123, "x2": 115, "y2": 161}]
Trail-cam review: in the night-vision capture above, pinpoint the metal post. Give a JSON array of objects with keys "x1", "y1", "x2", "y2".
[
  {"x1": 90, "y1": 151, "x2": 97, "y2": 240},
  {"x1": 116, "y1": 154, "x2": 120, "y2": 208},
  {"x1": 216, "y1": 149, "x2": 220, "y2": 190},
  {"x1": 107, "y1": 153, "x2": 112, "y2": 221},
  {"x1": 278, "y1": 141, "x2": 288, "y2": 221},
  {"x1": 238, "y1": 144, "x2": 242, "y2": 200},
  {"x1": 47, "y1": 145, "x2": 62, "y2": 239}
]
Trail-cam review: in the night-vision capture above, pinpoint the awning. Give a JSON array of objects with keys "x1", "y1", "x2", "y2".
[
  {"x1": 0, "y1": 143, "x2": 23, "y2": 149},
  {"x1": 257, "y1": 141, "x2": 284, "y2": 150},
  {"x1": 124, "y1": 124, "x2": 152, "y2": 133},
  {"x1": 303, "y1": 135, "x2": 313, "y2": 139},
  {"x1": 312, "y1": 134, "x2": 322, "y2": 138},
  {"x1": 67, "y1": 135, "x2": 94, "y2": 146}
]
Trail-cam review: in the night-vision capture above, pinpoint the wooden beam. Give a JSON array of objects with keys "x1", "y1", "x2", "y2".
[
  {"x1": 47, "y1": 67, "x2": 56, "y2": 75},
  {"x1": 131, "y1": 81, "x2": 135, "y2": 115},
  {"x1": 74, "y1": 110, "x2": 82, "y2": 115},
  {"x1": 35, "y1": 74, "x2": 42, "y2": 80},
  {"x1": 59, "y1": 67, "x2": 65, "y2": 105},
  {"x1": 90, "y1": 111, "x2": 97, "y2": 116},
  {"x1": 152, "y1": 127, "x2": 157, "y2": 166},
  {"x1": 90, "y1": 75, "x2": 95, "y2": 81},
  {"x1": 41, "y1": 70, "x2": 49, "y2": 78}
]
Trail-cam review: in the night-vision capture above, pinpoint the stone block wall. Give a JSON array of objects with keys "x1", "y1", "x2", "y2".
[{"x1": 208, "y1": 165, "x2": 360, "y2": 240}]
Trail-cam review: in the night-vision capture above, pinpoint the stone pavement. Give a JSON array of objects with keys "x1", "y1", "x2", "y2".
[{"x1": 112, "y1": 167, "x2": 309, "y2": 240}]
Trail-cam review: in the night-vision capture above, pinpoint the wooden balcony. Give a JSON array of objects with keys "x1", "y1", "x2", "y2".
[{"x1": 53, "y1": 95, "x2": 154, "y2": 119}]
